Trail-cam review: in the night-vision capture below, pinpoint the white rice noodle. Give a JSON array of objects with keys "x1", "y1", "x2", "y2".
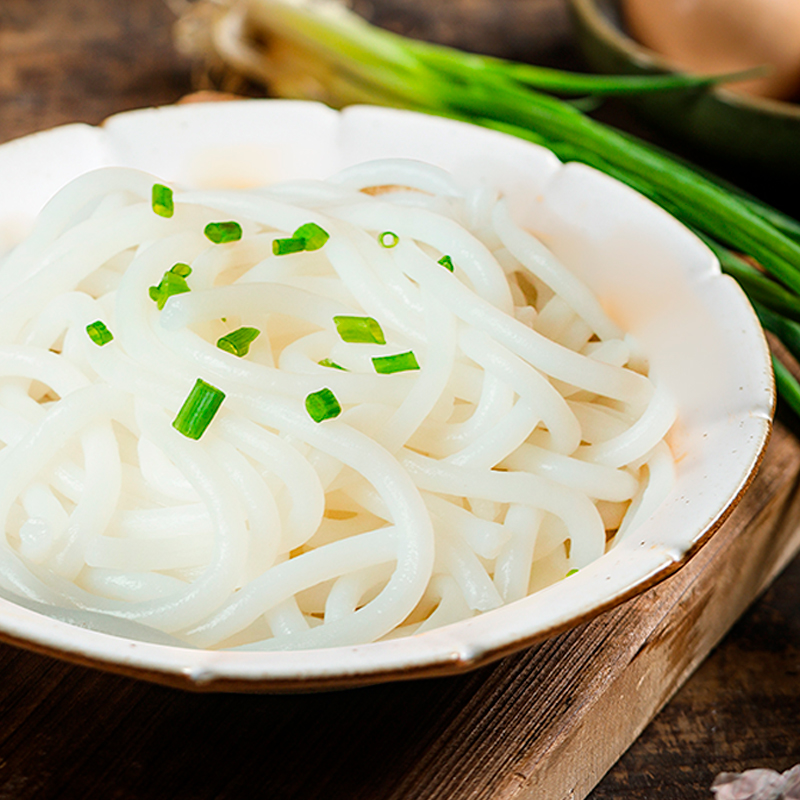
[{"x1": 0, "y1": 159, "x2": 675, "y2": 649}]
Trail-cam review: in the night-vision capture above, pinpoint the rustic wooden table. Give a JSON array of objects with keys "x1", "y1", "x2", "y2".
[{"x1": 0, "y1": 1, "x2": 797, "y2": 798}]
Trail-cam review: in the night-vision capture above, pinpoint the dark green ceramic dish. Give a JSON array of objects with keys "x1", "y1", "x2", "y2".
[{"x1": 570, "y1": 0, "x2": 800, "y2": 178}]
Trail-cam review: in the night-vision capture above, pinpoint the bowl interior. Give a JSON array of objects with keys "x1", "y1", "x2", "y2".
[{"x1": 0, "y1": 100, "x2": 773, "y2": 690}]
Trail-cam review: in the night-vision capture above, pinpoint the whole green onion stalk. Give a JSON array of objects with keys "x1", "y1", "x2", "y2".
[{"x1": 177, "y1": 0, "x2": 800, "y2": 416}]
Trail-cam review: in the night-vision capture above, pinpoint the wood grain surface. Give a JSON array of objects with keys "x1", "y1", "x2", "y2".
[{"x1": 0, "y1": 1, "x2": 797, "y2": 798}]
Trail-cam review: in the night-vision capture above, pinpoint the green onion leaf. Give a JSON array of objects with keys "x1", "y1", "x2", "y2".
[
  {"x1": 372, "y1": 350, "x2": 420, "y2": 374},
  {"x1": 152, "y1": 184, "x2": 174, "y2": 218},
  {"x1": 170, "y1": 262, "x2": 192, "y2": 278},
  {"x1": 172, "y1": 379, "x2": 226, "y2": 440},
  {"x1": 149, "y1": 271, "x2": 191, "y2": 310},
  {"x1": 333, "y1": 315, "x2": 386, "y2": 344},
  {"x1": 86, "y1": 320, "x2": 113, "y2": 346},
  {"x1": 379, "y1": 231, "x2": 399, "y2": 248},
  {"x1": 319, "y1": 358, "x2": 348, "y2": 371},
  {"x1": 204, "y1": 221, "x2": 242, "y2": 244},
  {"x1": 273, "y1": 237, "x2": 306, "y2": 256},
  {"x1": 566, "y1": 569, "x2": 579, "y2": 577},
  {"x1": 216, "y1": 326, "x2": 261, "y2": 357},
  {"x1": 293, "y1": 222, "x2": 330, "y2": 250},
  {"x1": 305, "y1": 387, "x2": 341, "y2": 423},
  {"x1": 438, "y1": 254, "x2": 455, "y2": 272},
  {"x1": 773, "y1": 356, "x2": 800, "y2": 418}
]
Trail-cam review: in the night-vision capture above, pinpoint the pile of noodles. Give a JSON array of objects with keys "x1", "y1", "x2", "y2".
[{"x1": 0, "y1": 159, "x2": 675, "y2": 650}]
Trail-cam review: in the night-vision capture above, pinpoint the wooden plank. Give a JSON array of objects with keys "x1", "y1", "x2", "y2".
[
  {"x1": 588, "y1": 518, "x2": 800, "y2": 799},
  {"x1": 0, "y1": 0, "x2": 191, "y2": 144}
]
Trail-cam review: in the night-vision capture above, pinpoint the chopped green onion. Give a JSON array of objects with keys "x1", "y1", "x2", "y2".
[
  {"x1": 204, "y1": 221, "x2": 242, "y2": 244},
  {"x1": 273, "y1": 237, "x2": 306, "y2": 256},
  {"x1": 372, "y1": 350, "x2": 420, "y2": 374},
  {"x1": 438, "y1": 254, "x2": 455, "y2": 272},
  {"x1": 305, "y1": 387, "x2": 341, "y2": 422},
  {"x1": 170, "y1": 262, "x2": 192, "y2": 278},
  {"x1": 319, "y1": 358, "x2": 348, "y2": 371},
  {"x1": 379, "y1": 231, "x2": 399, "y2": 248},
  {"x1": 152, "y1": 184, "x2": 174, "y2": 218},
  {"x1": 86, "y1": 320, "x2": 113, "y2": 346},
  {"x1": 216, "y1": 326, "x2": 261, "y2": 357},
  {"x1": 273, "y1": 223, "x2": 331, "y2": 255},
  {"x1": 333, "y1": 315, "x2": 386, "y2": 344},
  {"x1": 149, "y1": 270, "x2": 190, "y2": 310},
  {"x1": 293, "y1": 222, "x2": 330, "y2": 251},
  {"x1": 566, "y1": 569, "x2": 579, "y2": 577},
  {"x1": 172, "y1": 379, "x2": 226, "y2": 440}
]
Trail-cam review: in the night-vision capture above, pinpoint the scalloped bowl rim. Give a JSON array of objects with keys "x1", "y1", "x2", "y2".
[{"x1": 0, "y1": 100, "x2": 773, "y2": 691}]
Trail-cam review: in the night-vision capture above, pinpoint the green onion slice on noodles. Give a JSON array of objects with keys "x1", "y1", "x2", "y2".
[
  {"x1": 205, "y1": 221, "x2": 243, "y2": 244},
  {"x1": 305, "y1": 387, "x2": 342, "y2": 422},
  {"x1": 86, "y1": 320, "x2": 113, "y2": 346},
  {"x1": 333, "y1": 315, "x2": 386, "y2": 344},
  {"x1": 151, "y1": 184, "x2": 174, "y2": 218},
  {"x1": 216, "y1": 327, "x2": 261, "y2": 357},
  {"x1": 372, "y1": 351, "x2": 420, "y2": 374},
  {"x1": 172, "y1": 379, "x2": 226, "y2": 440}
]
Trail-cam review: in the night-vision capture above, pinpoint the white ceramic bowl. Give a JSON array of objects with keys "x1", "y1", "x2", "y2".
[{"x1": 0, "y1": 100, "x2": 773, "y2": 691}]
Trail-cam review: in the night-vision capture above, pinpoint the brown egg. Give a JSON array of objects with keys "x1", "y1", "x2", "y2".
[{"x1": 622, "y1": 0, "x2": 800, "y2": 99}]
